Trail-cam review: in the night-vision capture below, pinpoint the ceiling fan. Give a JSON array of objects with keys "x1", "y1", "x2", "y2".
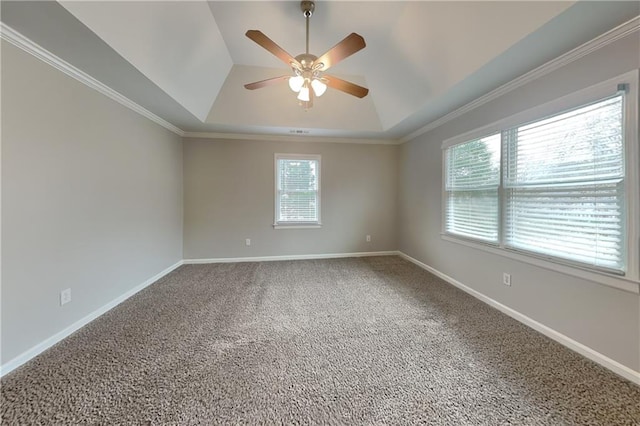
[{"x1": 244, "y1": 0, "x2": 369, "y2": 109}]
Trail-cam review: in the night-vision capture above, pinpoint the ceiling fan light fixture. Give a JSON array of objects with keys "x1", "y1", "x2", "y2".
[
  {"x1": 311, "y1": 78, "x2": 327, "y2": 97},
  {"x1": 244, "y1": 1, "x2": 368, "y2": 108},
  {"x1": 289, "y1": 75, "x2": 304, "y2": 92}
]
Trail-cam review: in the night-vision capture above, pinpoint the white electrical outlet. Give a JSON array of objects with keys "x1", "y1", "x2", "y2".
[
  {"x1": 366, "y1": 235, "x2": 371, "y2": 242},
  {"x1": 502, "y1": 273, "x2": 511, "y2": 286},
  {"x1": 245, "y1": 238, "x2": 251, "y2": 246},
  {"x1": 60, "y1": 288, "x2": 72, "y2": 306}
]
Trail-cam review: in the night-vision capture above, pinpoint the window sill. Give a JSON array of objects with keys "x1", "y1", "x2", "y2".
[
  {"x1": 273, "y1": 223, "x2": 322, "y2": 230},
  {"x1": 441, "y1": 233, "x2": 640, "y2": 294}
]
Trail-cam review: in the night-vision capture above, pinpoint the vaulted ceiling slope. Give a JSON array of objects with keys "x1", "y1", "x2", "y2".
[{"x1": 2, "y1": 1, "x2": 639, "y2": 141}]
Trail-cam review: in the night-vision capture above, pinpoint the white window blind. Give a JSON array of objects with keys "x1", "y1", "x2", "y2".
[
  {"x1": 444, "y1": 134, "x2": 501, "y2": 243},
  {"x1": 504, "y1": 95, "x2": 625, "y2": 272},
  {"x1": 275, "y1": 155, "x2": 320, "y2": 224}
]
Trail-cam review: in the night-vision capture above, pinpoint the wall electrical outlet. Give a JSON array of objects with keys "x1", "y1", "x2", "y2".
[
  {"x1": 60, "y1": 288, "x2": 72, "y2": 306},
  {"x1": 366, "y1": 235, "x2": 371, "y2": 242},
  {"x1": 502, "y1": 273, "x2": 511, "y2": 286},
  {"x1": 245, "y1": 238, "x2": 251, "y2": 246}
]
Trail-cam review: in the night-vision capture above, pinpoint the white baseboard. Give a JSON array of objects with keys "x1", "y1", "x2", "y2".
[
  {"x1": 397, "y1": 252, "x2": 640, "y2": 386},
  {"x1": 1, "y1": 252, "x2": 396, "y2": 376},
  {"x1": 8, "y1": 251, "x2": 636, "y2": 386},
  {"x1": 0, "y1": 260, "x2": 184, "y2": 377},
  {"x1": 183, "y1": 250, "x2": 400, "y2": 264}
]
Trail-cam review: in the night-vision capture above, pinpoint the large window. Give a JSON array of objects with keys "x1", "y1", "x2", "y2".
[
  {"x1": 274, "y1": 154, "x2": 321, "y2": 227},
  {"x1": 504, "y1": 96, "x2": 624, "y2": 271},
  {"x1": 443, "y1": 73, "x2": 638, "y2": 278}
]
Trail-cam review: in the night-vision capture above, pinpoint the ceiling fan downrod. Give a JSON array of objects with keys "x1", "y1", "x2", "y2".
[
  {"x1": 301, "y1": 1, "x2": 315, "y2": 55},
  {"x1": 291, "y1": 1, "x2": 324, "y2": 108},
  {"x1": 294, "y1": 1, "x2": 320, "y2": 71}
]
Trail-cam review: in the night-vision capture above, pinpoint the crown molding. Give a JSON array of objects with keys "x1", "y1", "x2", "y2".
[
  {"x1": 5, "y1": 12, "x2": 637, "y2": 145},
  {"x1": 183, "y1": 131, "x2": 402, "y2": 145},
  {"x1": 401, "y1": 15, "x2": 640, "y2": 143},
  {"x1": 0, "y1": 23, "x2": 185, "y2": 137},
  {"x1": 0, "y1": 23, "x2": 396, "y2": 145}
]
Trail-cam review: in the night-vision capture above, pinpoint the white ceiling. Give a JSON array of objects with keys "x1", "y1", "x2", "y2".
[{"x1": 2, "y1": 1, "x2": 639, "y2": 140}]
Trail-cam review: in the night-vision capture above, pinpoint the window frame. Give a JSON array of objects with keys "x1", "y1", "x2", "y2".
[
  {"x1": 441, "y1": 70, "x2": 639, "y2": 292},
  {"x1": 274, "y1": 153, "x2": 322, "y2": 229}
]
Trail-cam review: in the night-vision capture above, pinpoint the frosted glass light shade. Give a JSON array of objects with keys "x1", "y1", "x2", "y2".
[
  {"x1": 289, "y1": 75, "x2": 304, "y2": 92},
  {"x1": 297, "y1": 86, "x2": 310, "y2": 102},
  {"x1": 311, "y1": 79, "x2": 327, "y2": 97}
]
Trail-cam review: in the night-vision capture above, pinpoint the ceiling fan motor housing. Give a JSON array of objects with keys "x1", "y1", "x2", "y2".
[
  {"x1": 295, "y1": 53, "x2": 318, "y2": 69},
  {"x1": 301, "y1": 1, "x2": 315, "y2": 17}
]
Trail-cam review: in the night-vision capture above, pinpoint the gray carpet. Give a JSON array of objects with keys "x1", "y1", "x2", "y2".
[{"x1": 1, "y1": 256, "x2": 639, "y2": 424}]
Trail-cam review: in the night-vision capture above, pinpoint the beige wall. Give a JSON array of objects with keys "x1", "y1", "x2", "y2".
[
  {"x1": 398, "y1": 34, "x2": 640, "y2": 372},
  {"x1": 1, "y1": 42, "x2": 184, "y2": 364},
  {"x1": 183, "y1": 138, "x2": 398, "y2": 259}
]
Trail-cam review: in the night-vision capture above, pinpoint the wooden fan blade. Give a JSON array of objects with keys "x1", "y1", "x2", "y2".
[
  {"x1": 315, "y1": 33, "x2": 366, "y2": 71},
  {"x1": 246, "y1": 30, "x2": 300, "y2": 68},
  {"x1": 244, "y1": 76, "x2": 290, "y2": 90},
  {"x1": 323, "y1": 75, "x2": 369, "y2": 98}
]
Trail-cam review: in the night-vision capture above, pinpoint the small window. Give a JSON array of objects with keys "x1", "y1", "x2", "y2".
[
  {"x1": 444, "y1": 134, "x2": 501, "y2": 243},
  {"x1": 274, "y1": 154, "x2": 321, "y2": 228}
]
